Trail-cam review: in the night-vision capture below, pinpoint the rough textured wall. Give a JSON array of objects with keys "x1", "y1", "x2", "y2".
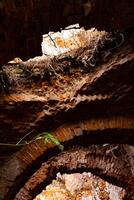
[{"x1": 0, "y1": 0, "x2": 134, "y2": 66}]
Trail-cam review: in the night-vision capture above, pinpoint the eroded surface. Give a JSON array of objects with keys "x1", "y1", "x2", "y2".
[{"x1": 34, "y1": 172, "x2": 126, "y2": 200}]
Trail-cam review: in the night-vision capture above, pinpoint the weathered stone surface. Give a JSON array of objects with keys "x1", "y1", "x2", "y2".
[
  {"x1": 0, "y1": 144, "x2": 133, "y2": 200},
  {"x1": 34, "y1": 172, "x2": 126, "y2": 200},
  {"x1": 0, "y1": 26, "x2": 134, "y2": 200},
  {"x1": 1, "y1": 28, "x2": 134, "y2": 147},
  {"x1": 11, "y1": 145, "x2": 133, "y2": 200}
]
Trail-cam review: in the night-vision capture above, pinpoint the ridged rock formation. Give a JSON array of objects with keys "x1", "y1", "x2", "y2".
[{"x1": 0, "y1": 27, "x2": 134, "y2": 199}]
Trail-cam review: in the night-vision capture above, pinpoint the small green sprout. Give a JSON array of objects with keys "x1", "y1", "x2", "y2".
[
  {"x1": 0, "y1": 131, "x2": 64, "y2": 151},
  {"x1": 35, "y1": 132, "x2": 64, "y2": 151}
]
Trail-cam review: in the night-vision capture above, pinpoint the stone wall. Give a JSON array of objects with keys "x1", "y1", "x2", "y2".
[{"x1": 0, "y1": 0, "x2": 134, "y2": 66}]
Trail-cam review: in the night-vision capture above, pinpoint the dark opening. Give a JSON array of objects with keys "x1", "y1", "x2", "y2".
[{"x1": 0, "y1": 0, "x2": 134, "y2": 66}]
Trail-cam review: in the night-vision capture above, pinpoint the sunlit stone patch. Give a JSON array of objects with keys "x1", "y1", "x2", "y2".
[{"x1": 34, "y1": 172, "x2": 125, "y2": 200}]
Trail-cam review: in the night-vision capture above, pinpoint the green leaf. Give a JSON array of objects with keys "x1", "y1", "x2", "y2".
[
  {"x1": 16, "y1": 131, "x2": 64, "y2": 151},
  {"x1": 44, "y1": 132, "x2": 64, "y2": 151}
]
